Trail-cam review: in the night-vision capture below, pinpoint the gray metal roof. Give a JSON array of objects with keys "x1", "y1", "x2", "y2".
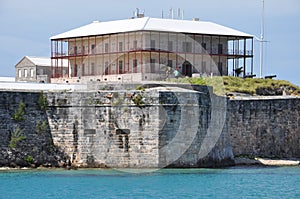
[{"x1": 50, "y1": 17, "x2": 253, "y2": 40}]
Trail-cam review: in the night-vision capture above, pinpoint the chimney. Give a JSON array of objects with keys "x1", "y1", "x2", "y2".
[
  {"x1": 137, "y1": 14, "x2": 144, "y2": 18},
  {"x1": 192, "y1": 18, "x2": 200, "y2": 21}
]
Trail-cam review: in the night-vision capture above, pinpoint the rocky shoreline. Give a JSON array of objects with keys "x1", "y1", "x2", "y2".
[
  {"x1": 234, "y1": 157, "x2": 300, "y2": 166},
  {"x1": 1, "y1": 157, "x2": 299, "y2": 171}
]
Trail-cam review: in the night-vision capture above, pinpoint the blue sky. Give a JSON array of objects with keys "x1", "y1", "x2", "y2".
[{"x1": 0, "y1": 0, "x2": 299, "y2": 85}]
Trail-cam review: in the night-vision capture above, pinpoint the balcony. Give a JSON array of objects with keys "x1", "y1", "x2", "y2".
[{"x1": 227, "y1": 49, "x2": 253, "y2": 56}]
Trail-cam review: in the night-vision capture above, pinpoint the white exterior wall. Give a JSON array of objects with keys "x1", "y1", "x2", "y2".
[
  {"x1": 15, "y1": 57, "x2": 37, "y2": 82},
  {"x1": 57, "y1": 31, "x2": 231, "y2": 82}
]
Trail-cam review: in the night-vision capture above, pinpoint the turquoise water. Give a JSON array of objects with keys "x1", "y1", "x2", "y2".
[{"x1": 0, "y1": 166, "x2": 300, "y2": 199}]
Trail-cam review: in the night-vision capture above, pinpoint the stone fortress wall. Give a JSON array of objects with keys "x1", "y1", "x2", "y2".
[
  {"x1": 0, "y1": 84, "x2": 299, "y2": 168},
  {"x1": 229, "y1": 97, "x2": 300, "y2": 158}
]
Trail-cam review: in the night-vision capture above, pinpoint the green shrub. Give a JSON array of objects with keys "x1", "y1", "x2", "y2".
[
  {"x1": 136, "y1": 85, "x2": 145, "y2": 92},
  {"x1": 35, "y1": 120, "x2": 48, "y2": 134},
  {"x1": 9, "y1": 128, "x2": 26, "y2": 149},
  {"x1": 112, "y1": 96, "x2": 123, "y2": 106},
  {"x1": 24, "y1": 155, "x2": 34, "y2": 164},
  {"x1": 38, "y1": 92, "x2": 48, "y2": 110},
  {"x1": 131, "y1": 94, "x2": 144, "y2": 107},
  {"x1": 165, "y1": 76, "x2": 300, "y2": 96},
  {"x1": 13, "y1": 102, "x2": 26, "y2": 122}
]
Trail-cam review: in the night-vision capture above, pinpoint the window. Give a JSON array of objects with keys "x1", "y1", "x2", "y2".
[
  {"x1": 168, "y1": 60, "x2": 173, "y2": 68},
  {"x1": 74, "y1": 46, "x2": 77, "y2": 55},
  {"x1": 82, "y1": 46, "x2": 85, "y2": 54},
  {"x1": 133, "y1": 59, "x2": 137, "y2": 72},
  {"x1": 133, "y1": 40, "x2": 138, "y2": 50},
  {"x1": 168, "y1": 41, "x2": 173, "y2": 52},
  {"x1": 150, "y1": 40, "x2": 155, "y2": 50},
  {"x1": 91, "y1": 63, "x2": 95, "y2": 75},
  {"x1": 218, "y1": 62, "x2": 223, "y2": 75},
  {"x1": 91, "y1": 44, "x2": 95, "y2": 54},
  {"x1": 82, "y1": 64, "x2": 85, "y2": 76},
  {"x1": 218, "y1": 44, "x2": 223, "y2": 54},
  {"x1": 30, "y1": 68, "x2": 34, "y2": 77},
  {"x1": 39, "y1": 68, "x2": 44, "y2": 75},
  {"x1": 105, "y1": 43, "x2": 109, "y2": 53},
  {"x1": 119, "y1": 42, "x2": 123, "y2": 52},
  {"x1": 18, "y1": 69, "x2": 22, "y2": 78},
  {"x1": 105, "y1": 61, "x2": 109, "y2": 75},
  {"x1": 182, "y1": 42, "x2": 192, "y2": 53},
  {"x1": 202, "y1": 61, "x2": 207, "y2": 73},
  {"x1": 24, "y1": 69, "x2": 28, "y2": 78},
  {"x1": 119, "y1": 60, "x2": 123, "y2": 74},
  {"x1": 201, "y1": 43, "x2": 207, "y2": 51},
  {"x1": 73, "y1": 64, "x2": 78, "y2": 77},
  {"x1": 150, "y1": 59, "x2": 156, "y2": 73}
]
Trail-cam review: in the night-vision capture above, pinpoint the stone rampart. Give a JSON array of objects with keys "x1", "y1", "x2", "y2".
[
  {"x1": 0, "y1": 84, "x2": 234, "y2": 168},
  {"x1": 1, "y1": 85, "x2": 299, "y2": 168},
  {"x1": 0, "y1": 91, "x2": 67, "y2": 167},
  {"x1": 45, "y1": 84, "x2": 233, "y2": 168},
  {"x1": 229, "y1": 97, "x2": 300, "y2": 158}
]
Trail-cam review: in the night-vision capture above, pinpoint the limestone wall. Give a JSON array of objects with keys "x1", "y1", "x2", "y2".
[
  {"x1": 0, "y1": 91, "x2": 67, "y2": 167},
  {"x1": 46, "y1": 90, "x2": 161, "y2": 168},
  {"x1": 45, "y1": 84, "x2": 234, "y2": 168},
  {"x1": 229, "y1": 98, "x2": 300, "y2": 158},
  {"x1": 2, "y1": 86, "x2": 299, "y2": 168},
  {"x1": 0, "y1": 83, "x2": 235, "y2": 168}
]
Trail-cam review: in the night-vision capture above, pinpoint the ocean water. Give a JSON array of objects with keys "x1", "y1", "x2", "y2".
[{"x1": 0, "y1": 166, "x2": 299, "y2": 199}]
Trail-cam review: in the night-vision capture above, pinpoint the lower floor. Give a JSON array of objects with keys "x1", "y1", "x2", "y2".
[{"x1": 51, "y1": 52, "x2": 253, "y2": 82}]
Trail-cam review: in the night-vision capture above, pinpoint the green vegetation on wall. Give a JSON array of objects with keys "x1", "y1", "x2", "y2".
[
  {"x1": 131, "y1": 94, "x2": 144, "y2": 107},
  {"x1": 13, "y1": 101, "x2": 26, "y2": 122},
  {"x1": 38, "y1": 91, "x2": 48, "y2": 110},
  {"x1": 24, "y1": 155, "x2": 34, "y2": 164},
  {"x1": 9, "y1": 128, "x2": 26, "y2": 149},
  {"x1": 35, "y1": 120, "x2": 48, "y2": 134},
  {"x1": 167, "y1": 76, "x2": 300, "y2": 96}
]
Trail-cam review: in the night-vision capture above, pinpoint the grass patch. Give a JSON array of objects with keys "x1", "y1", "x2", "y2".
[{"x1": 166, "y1": 76, "x2": 300, "y2": 96}]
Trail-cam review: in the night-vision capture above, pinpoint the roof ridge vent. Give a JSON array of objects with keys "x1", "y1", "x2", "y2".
[{"x1": 137, "y1": 14, "x2": 144, "y2": 18}]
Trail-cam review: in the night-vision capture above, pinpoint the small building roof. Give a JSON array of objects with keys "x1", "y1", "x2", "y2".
[
  {"x1": 26, "y1": 56, "x2": 52, "y2": 66},
  {"x1": 16, "y1": 56, "x2": 69, "y2": 67},
  {"x1": 51, "y1": 17, "x2": 253, "y2": 40}
]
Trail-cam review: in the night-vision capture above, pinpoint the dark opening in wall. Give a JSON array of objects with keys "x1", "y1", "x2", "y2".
[
  {"x1": 116, "y1": 129, "x2": 130, "y2": 151},
  {"x1": 116, "y1": 129, "x2": 130, "y2": 135},
  {"x1": 84, "y1": 129, "x2": 96, "y2": 135}
]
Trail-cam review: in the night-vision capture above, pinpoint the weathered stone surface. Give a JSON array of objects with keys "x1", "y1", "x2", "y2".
[
  {"x1": 44, "y1": 84, "x2": 233, "y2": 168},
  {"x1": 0, "y1": 84, "x2": 234, "y2": 168},
  {"x1": 1, "y1": 85, "x2": 299, "y2": 168},
  {"x1": 229, "y1": 98, "x2": 300, "y2": 158},
  {"x1": 0, "y1": 92, "x2": 68, "y2": 168}
]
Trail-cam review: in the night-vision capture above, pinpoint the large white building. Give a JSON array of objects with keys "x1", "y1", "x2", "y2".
[{"x1": 50, "y1": 16, "x2": 253, "y2": 83}]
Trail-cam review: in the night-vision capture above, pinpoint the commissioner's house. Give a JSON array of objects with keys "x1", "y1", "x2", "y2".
[{"x1": 50, "y1": 17, "x2": 253, "y2": 83}]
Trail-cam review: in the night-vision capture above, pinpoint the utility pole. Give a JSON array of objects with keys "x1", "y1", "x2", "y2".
[{"x1": 258, "y1": 0, "x2": 269, "y2": 78}]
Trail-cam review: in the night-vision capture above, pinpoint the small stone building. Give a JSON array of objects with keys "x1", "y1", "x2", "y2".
[{"x1": 15, "y1": 56, "x2": 68, "y2": 83}]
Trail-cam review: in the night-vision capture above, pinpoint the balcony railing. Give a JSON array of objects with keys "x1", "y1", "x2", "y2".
[
  {"x1": 52, "y1": 48, "x2": 253, "y2": 57},
  {"x1": 227, "y1": 49, "x2": 253, "y2": 56}
]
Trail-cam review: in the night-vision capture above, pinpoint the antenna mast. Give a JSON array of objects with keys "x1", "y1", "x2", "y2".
[{"x1": 259, "y1": 0, "x2": 265, "y2": 78}]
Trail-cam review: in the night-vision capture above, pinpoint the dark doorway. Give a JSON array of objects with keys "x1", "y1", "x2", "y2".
[{"x1": 182, "y1": 61, "x2": 192, "y2": 77}]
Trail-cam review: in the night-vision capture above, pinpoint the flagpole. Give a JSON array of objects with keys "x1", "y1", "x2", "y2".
[{"x1": 259, "y1": 0, "x2": 265, "y2": 78}]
